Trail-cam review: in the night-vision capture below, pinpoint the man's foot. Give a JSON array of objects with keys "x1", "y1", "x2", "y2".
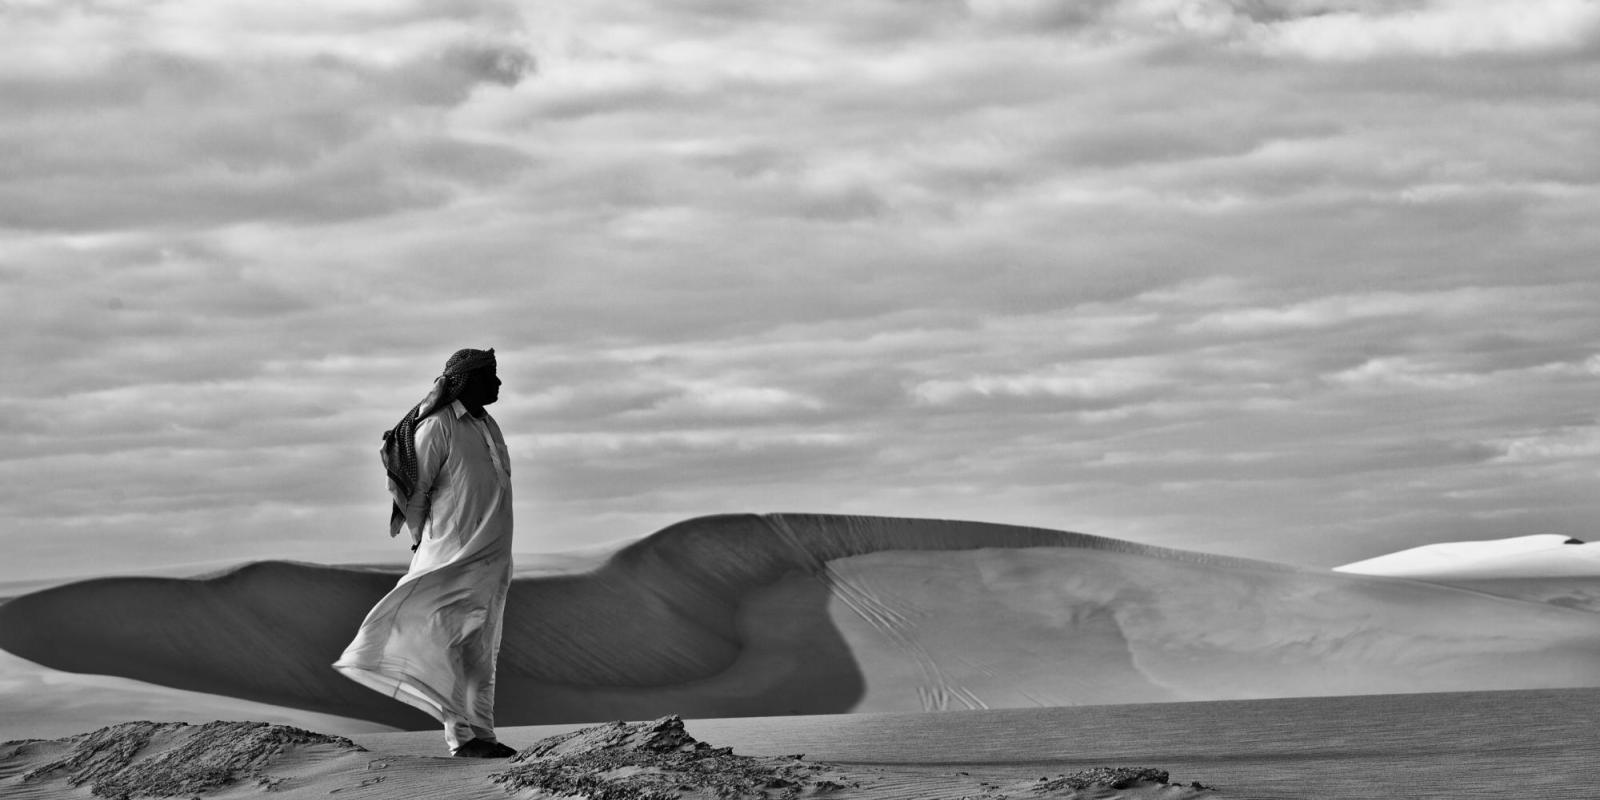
[{"x1": 453, "y1": 738, "x2": 517, "y2": 758}]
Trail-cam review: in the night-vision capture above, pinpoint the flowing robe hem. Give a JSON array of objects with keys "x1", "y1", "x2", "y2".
[
  {"x1": 337, "y1": 404, "x2": 512, "y2": 743},
  {"x1": 331, "y1": 662, "x2": 453, "y2": 724}
]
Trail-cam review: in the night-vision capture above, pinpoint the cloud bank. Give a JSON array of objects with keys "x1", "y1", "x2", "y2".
[{"x1": 3, "y1": 0, "x2": 1599, "y2": 580}]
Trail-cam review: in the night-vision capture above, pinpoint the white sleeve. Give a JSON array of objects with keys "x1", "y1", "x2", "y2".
[{"x1": 403, "y1": 416, "x2": 449, "y2": 541}]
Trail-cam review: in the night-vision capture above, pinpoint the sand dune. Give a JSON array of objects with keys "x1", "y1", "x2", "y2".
[
  {"x1": 1336, "y1": 533, "x2": 1600, "y2": 612},
  {"x1": 1334, "y1": 533, "x2": 1598, "y2": 579},
  {"x1": 1410, "y1": 575, "x2": 1600, "y2": 613},
  {"x1": 0, "y1": 649, "x2": 392, "y2": 744},
  {"x1": 3, "y1": 514, "x2": 1599, "y2": 730}
]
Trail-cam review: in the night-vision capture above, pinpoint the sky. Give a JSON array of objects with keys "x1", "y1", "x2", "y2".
[{"x1": 3, "y1": 0, "x2": 1599, "y2": 584}]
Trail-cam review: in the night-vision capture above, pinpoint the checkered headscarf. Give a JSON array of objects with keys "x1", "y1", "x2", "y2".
[{"x1": 380, "y1": 348, "x2": 496, "y2": 538}]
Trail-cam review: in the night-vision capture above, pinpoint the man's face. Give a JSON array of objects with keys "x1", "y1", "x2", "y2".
[{"x1": 458, "y1": 367, "x2": 501, "y2": 407}]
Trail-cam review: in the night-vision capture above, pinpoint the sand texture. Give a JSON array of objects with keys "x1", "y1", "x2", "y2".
[
  {"x1": 1420, "y1": 575, "x2": 1600, "y2": 612},
  {"x1": 1335, "y1": 534, "x2": 1598, "y2": 579},
  {"x1": 1, "y1": 715, "x2": 1210, "y2": 800},
  {"x1": 0, "y1": 720, "x2": 369, "y2": 799},
  {"x1": 7, "y1": 689, "x2": 1596, "y2": 799},
  {"x1": 491, "y1": 715, "x2": 1208, "y2": 800},
  {"x1": 3, "y1": 514, "x2": 1599, "y2": 731},
  {"x1": 1335, "y1": 533, "x2": 1600, "y2": 612}
]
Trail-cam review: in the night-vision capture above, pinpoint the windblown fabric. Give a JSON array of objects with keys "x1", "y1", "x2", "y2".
[
  {"x1": 337, "y1": 399, "x2": 514, "y2": 751},
  {"x1": 381, "y1": 348, "x2": 496, "y2": 538}
]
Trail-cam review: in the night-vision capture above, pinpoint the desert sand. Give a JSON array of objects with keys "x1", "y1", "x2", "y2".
[
  {"x1": 3, "y1": 514, "x2": 1597, "y2": 734},
  {"x1": 1336, "y1": 533, "x2": 1600, "y2": 612},
  {"x1": 6, "y1": 688, "x2": 1597, "y2": 799},
  {"x1": 4, "y1": 515, "x2": 1600, "y2": 798},
  {"x1": 2, "y1": 714, "x2": 1214, "y2": 800}
]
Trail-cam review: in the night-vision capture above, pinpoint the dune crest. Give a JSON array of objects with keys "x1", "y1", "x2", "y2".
[
  {"x1": 1335, "y1": 533, "x2": 1600, "y2": 579},
  {"x1": 3, "y1": 514, "x2": 1599, "y2": 729},
  {"x1": 1336, "y1": 533, "x2": 1600, "y2": 612}
]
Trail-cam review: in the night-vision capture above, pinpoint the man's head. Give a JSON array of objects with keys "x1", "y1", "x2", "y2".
[
  {"x1": 457, "y1": 365, "x2": 500, "y2": 410},
  {"x1": 442, "y1": 348, "x2": 499, "y2": 412}
]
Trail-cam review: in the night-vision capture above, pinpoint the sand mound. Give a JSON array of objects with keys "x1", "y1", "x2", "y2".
[
  {"x1": 4, "y1": 514, "x2": 1600, "y2": 730},
  {"x1": 491, "y1": 715, "x2": 839, "y2": 799},
  {"x1": 0, "y1": 559, "x2": 430, "y2": 728},
  {"x1": 1336, "y1": 534, "x2": 1600, "y2": 613},
  {"x1": 1336, "y1": 534, "x2": 1600, "y2": 579},
  {"x1": 1, "y1": 720, "x2": 365, "y2": 798},
  {"x1": 491, "y1": 715, "x2": 1208, "y2": 800},
  {"x1": 0, "y1": 714, "x2": 1215, "y2": 800},
  {"x1": 1418, "y1": 576, "x2": 1600, "y2": 613}
]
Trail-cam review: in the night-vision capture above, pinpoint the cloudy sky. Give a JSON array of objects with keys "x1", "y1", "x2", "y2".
[{"x1": 4, "y1": 0, "x2": 1599, "y2": 584}]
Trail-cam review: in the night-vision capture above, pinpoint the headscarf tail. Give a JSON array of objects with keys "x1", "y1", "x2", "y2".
[{"x1": 380, "y1": 348, "x2": 496, "y2": 538}]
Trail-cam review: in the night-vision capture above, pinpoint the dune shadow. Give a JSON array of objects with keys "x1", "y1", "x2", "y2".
[
  {"x1": 6, "y1": 513, "x2": 1600, "y2": 730},
  {"x1": 0, "y1": 562, "x2": 435, "y2": 729},
  {"x1": 0, "y1": 514, "x2": 920, "y2": 728}
]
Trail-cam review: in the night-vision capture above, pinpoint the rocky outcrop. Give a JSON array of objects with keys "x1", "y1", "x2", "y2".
[
  {"x1": 491, "y1": 715, "x2": 841, "y2": 800},
  {"x1": 8, "y1": 720, "x2": 363, "y2": 798},
  {"x1": 1032, "y1": 767, "x2": 1184, "y2": 792},
  {"x1": 4, "y1": 716, "x2": 1211, "y2": 799},
  {"x1": 492, "y1": 716, "x2": 1209, "y2": 800}
]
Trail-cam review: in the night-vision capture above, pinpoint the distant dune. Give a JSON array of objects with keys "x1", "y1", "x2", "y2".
[
  {"x1": 1334, "y1": 533, "x2": 1598, "y2": 579},
  {"x1": 1336, "y1": 533, "x2": 1600, "y2": 613},
  {"x1": 3, "y1": 514, "x2": 1598, "y2": 730}
]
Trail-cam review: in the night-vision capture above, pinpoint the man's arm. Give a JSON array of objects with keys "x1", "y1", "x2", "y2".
[{"x1": 403, "y1": 416, "x2": 449, "y2": 547}]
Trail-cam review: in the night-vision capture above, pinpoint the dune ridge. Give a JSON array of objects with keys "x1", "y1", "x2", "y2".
[
  {"x1": 1335, "y1": 533, "x2": 1600, "y2": 579},
  {"x1": 1418, "y1": 576, "x2": 1600, "y2": 613},
  {"x1": 1335, "y1": 533, "x2": 1600, "y2": 612},
  {"x1": 3, "y1": 513, "x2": 1599, "y2": 730}
]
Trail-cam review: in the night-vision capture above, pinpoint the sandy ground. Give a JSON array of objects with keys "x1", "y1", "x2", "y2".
[
  {"x1": 0, "y1": 712, "x2": 1212, "y2": 800},
  {"x1": 4, "y1": 514, "x2": 1598, "y2": 736},
  {"x1": 7, "y1": 688, "x2": 1597, "y2": 800},
  {"x1": 3, "y1": 516, "x2": 1598, "y2": 798}
]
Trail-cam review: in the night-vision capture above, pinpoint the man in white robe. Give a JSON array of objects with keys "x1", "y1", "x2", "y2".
[{"x1": 334, "y1": 348, "x2": 517, "y2": 758}]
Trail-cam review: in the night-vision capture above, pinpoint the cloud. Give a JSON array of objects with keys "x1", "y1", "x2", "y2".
[
  {"x1": 1325, "y1": 356, "x2": 1485, "y2": 390},
  {"x1": 1494, "y1": 422, "x2": 1600, "y2": 464},
  {"x1": 910, "y1": 358, "x2": 1175, "y2": 408},
  {"x1": 0, "y1": 1, "x2": 535, "y2": 231},
  {"x1": 1012, "y1": 0, "x2": 1600, "y2": 60},
  {"x1": 3, "y1": 0, "x2": 1600, "y2": 583},
  {"x1": 1183, "y1": 287, "x2": 1541, "y2": 335},
  {"x1": 642, "y1": 383, "x2": 826, "y2": 419},
  {"x1": 1253, "y1": 0, "x2": 1600, "y2": 60},
  {"x1": 964, "y1": 0, "x2": 1121, "y2": 30}
]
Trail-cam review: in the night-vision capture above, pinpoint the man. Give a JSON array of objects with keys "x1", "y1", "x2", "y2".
[{"x1": 334, "y1": 348, "x2": 518, "y2": 758}]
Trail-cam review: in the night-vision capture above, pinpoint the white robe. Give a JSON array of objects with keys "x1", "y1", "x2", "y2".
[{"x1": 335, "y1": 400, "x2": 513, "y2": 751}]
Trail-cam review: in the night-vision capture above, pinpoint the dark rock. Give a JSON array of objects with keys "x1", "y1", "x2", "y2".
[
  {"x1": 17, "y1": 720, "x2": 362, "y2": 799},
  {"x1": 492, "y1": 716, "x2": 838, "y2": 800},
  {"x1": 516, "y1": 715, "x2": 703, "y2": 762},
  {"x1": 495, "y1": 717, "x2": 1211, "y2": 800},
  {"x1": 1031, "y1": 766, "x2": 1170, "y2": 792}
]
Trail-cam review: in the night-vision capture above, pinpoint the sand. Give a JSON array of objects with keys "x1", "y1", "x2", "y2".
[
  {"x1": 3, "y1": 514, "x2": 1598, "y2": 733},
  {"x1": 1335, "y1": 533, "x2": 1600, "y2": 612},
  {"x1": 1334, "y1": 533, "x2": 1599, "y2": 579},
  {"x1": 4, "y1": 514, "x2": 1599, "y2": 798},
  {"x1": 7, "y1": 688, "x2": 1597, "y2": 799},
  {"x1": 1, "y1": 715, "x2": 1211, "y2": 800}
]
